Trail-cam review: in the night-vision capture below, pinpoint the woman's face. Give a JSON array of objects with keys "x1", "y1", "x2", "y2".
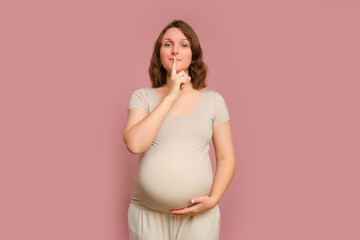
[{"x1": 160, "y1": 27, "x2": 192, "y2": 75}]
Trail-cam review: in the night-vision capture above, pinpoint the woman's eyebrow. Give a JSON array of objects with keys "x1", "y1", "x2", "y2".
[{"x1": 162, "y1": 38, "x2": 189, "y2": 42}]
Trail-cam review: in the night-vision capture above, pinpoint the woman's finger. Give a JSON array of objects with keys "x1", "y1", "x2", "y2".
[
  {"x1": 171, "y1": 204, "x2": 201, "y2": 215},
  {"x1": 176, "y1": 71, "x2": 187, "y2": 78},
  {"x1": 176, "y1": 76, "x2": 188, "y2": 83},
  {"x1": 171, "y1": 57, "x2": 177, "y2": 78},
  {"x1": 190, "y1": 196, "x2": 206, "y2": 204}
]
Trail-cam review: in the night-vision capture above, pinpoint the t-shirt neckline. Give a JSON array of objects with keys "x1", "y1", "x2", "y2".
[{"x1": 151, "y1": 87, "x2": 206, "y2": 117}]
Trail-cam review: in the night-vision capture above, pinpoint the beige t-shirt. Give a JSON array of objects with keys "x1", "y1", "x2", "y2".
[{"x1": 128, "y1": 87, "x2": 230, "y2": 213}]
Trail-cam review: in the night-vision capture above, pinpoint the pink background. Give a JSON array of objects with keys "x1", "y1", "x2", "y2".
[{"x1": 1, "y1": 0, "x2": 359, "y2": 239}]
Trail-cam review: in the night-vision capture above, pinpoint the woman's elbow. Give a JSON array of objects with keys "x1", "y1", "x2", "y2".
[
  {"x1": 123, "y1": 133, "x2": 148, "y2": 155},
  {"x1": 124, "y1": 141, "x2": 142, "y2": 155},
  {"x1": 123, "y1": 138, "x2": 143, "y2": 154},
  {"x1": 128, "y1": 147, "x2": 141, "y2": 155},
  {"x1": 123, "y1": 133, "x2": 138, "y2": 154}
]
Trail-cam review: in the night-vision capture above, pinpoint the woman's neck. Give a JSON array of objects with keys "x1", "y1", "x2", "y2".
[{"x1": 162, "y1": 80, "x2": 195, "y2": 93}]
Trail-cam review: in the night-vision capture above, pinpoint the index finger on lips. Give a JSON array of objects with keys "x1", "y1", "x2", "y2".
[{"x1": 171, "y1": 57, "x2": 177, "y2": 77}]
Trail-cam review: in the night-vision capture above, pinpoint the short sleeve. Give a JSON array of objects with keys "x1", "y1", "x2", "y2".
[
  {"x1": 213, "y1": 91, "x2": 230, "y2": 126},
  {"x1": 128, "y1": 88, "x2": 148, "y2": 113}
]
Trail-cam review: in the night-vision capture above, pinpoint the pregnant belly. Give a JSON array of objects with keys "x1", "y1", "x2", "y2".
[{"x1": 136, "y1": 151, "x2": 214, "y2": 212}]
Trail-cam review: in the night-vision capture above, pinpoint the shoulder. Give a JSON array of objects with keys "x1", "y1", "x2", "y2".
[
  {"x1": 131, "y1": 87, "x2": 152, "y2": 94},
  {"x1": 128, "y1": 87, "x2": 154, "y2": 113},
  {"x1": 130, "y1": 87, "x2": 154, "y2": 98},
  {"x1": 128, "y1": 87, "x2": 154, "y2": 104},
  {"x1": 202, "y1": 88, "x2": 227, "y2": 100},
  {"x1": 203, "y1": 88, "x2": 224, "y2": 95}
]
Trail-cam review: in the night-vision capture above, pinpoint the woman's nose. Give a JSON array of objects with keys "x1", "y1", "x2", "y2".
[{"x1": 172, "y1": 45, "x2": 179, "y2": 54}]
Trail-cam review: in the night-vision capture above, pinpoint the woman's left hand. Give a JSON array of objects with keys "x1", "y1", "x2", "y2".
[{"x1": 170, "y1": 196, "x2": 217, "y2": 216}]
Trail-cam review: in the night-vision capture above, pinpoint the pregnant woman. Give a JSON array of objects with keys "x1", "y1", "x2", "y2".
[{"x1": 123, "y1": 19, "x2": 236, "y2": 240}]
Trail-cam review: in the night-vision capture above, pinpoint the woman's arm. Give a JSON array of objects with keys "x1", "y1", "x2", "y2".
[
  {"x1": 171, "y1": 120, "x2": 235, "y2": 216},
  {"x1": 170, "y1": 120, "x2": 236, "y2": 216},
  {"x1": 124, "y1": 58, "x2": 191, "y2": 154},
  {"x1": 209, "y1": 120, "x2": 236, "y2": 205},
  {"x1": 123, "y1": 95, "x2": 176, "y2": 154}
]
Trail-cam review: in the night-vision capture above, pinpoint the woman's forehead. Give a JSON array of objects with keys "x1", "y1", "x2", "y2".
[{"x1": 162, "y1": 28, "x2": 188, "y2": 41}]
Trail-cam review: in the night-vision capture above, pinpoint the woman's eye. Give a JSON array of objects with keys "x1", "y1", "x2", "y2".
[{"x1": 164, "y1": 43, "x2": 188, "y2": 48}]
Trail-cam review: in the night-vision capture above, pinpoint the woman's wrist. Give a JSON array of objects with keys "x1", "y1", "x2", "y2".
[
  {"x1": 163, "y1": 94, "x2": 177, "y2": 103},
  {"x1": 209, "y1": 195, "x2": 221, "y2": 208}
]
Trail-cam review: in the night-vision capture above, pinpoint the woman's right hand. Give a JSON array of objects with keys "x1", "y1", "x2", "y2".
[{"x1": 166, "y1": 57, "x2": 191, "y2": 100}]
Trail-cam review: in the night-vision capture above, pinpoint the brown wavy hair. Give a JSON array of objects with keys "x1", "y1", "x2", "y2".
[{"x1": 148, "y1": 20, "x2": 208, "y2": 89}]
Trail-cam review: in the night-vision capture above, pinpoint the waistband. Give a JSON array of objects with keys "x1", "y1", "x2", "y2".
[{"x1": 129, "y1": 200, "x2": 172, "y2": 214}]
